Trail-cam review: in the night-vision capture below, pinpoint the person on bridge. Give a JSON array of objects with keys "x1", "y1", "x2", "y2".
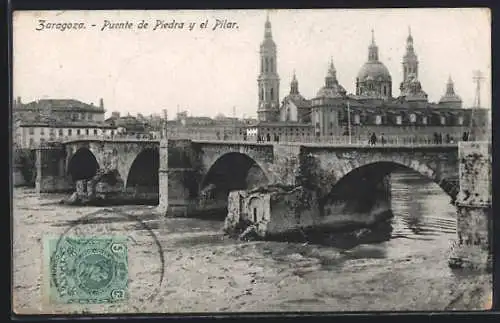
[
  {"x1": 369, "y1": 132, "x2": 377, "y2": 145},
  {"x1": 462, "y1": 131, "x2": 469, "y2": 142},
  {"x1": 266, "y1": 133, "x2": 271, "y2": 142},
  {"x1": 381, "y1": 133, "x2": 386, "y2": 145}
]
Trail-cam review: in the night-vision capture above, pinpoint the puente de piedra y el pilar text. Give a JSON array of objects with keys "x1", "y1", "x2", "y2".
[{"x1": 31, "y1": 136, "x2": 492, "y2": 271}]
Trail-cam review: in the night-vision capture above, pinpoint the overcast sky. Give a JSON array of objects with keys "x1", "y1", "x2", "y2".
[{"x1": 13, "y1": 8, "x2": 491, "y2": 119}]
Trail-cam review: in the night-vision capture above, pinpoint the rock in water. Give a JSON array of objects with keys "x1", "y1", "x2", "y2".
[{"x1": 61, "y1": 192, "x2": 80, "y2": 205}]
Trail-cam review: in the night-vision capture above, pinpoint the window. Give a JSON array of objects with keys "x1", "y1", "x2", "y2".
[
  {"x1": 68, "y1": 129, "x2": 72, "y2": 136},
  {"x1": 77, "y1": 129, "x2": 81, "y2": 135},
  {"x1": 410, "y1": 113, "x2": 417, "y2": 123},
  {"x1": 86, "y1": 129, "x2": 89, "y2": 135},
  {"x1": 29, "y1": 128, "x2": 34, "y2": 135},
  {"x1": 329, "y1": 122, "x2": 333, "y2": 129},
  {"x1": 111, "y1": 130, "x2": 115, "y2": 136},
  {"x1": 265, "y1": 58, "x2": 269, "y2": 73},
  {"x1": 58, "y1": 129, "x2": 63, "y2": 136},
  {"x1": 40, "y1": 128, "x2": 45, "y2": 135},
  {"x1": 253, "y1": 208, "x2": 257, "y2": 222},
  {"x1": 29, "y1": 138, "x2": 34, "y2": 147},
  {"x1": 270, "y1": 58, "x2": 274, "y2": 72},
  {"x1": 94, "y1": 129, "x2": 98, "y2": 135},
  {"x1": 260, "y1": 88, "x2": 264, "y2": 101},
  {"x1": 270, "y1": 88, "x2": 274, "y2": 101}
]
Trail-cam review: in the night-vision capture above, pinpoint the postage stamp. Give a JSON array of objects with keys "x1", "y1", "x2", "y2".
[
  {"x1": 44, "y1": 235, "x2": 129, "y2": 304},
  {"x1": 12, "y1": 7, "x2": 492, "y2": 314}
]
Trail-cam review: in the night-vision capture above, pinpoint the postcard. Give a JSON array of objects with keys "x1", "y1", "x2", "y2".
[{"x1": 12, "y1": 8, "x2": 492, "y2": 314}]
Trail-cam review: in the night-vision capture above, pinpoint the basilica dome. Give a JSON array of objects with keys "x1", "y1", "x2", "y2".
[{"x1": 357, "y1": 61, "x2": 392, "y2": 82}]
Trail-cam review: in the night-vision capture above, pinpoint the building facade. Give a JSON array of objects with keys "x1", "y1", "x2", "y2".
[
  {"x1": 14, "y1": 120, "x2": 117, "y2": 149},
  {"x1": 245, "y1": 16, "x2": 489, "y2": 143},
  {"x1": 13, "y1": 98, "x2": 116, "y2": 149}
]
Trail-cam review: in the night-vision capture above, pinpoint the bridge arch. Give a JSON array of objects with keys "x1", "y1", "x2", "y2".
[
  {"x1": 125, "y1": 147, "x2": 159, "y2": 201},
  {"x1": 67, "y1": 147, "x2": 100, "y2": 183},
  {"x1": 331, "y1": 156, "x2": 458, "y2": 200},
  {"x1": 200, "y1": 152, "x2": 270, "y2": 200}
]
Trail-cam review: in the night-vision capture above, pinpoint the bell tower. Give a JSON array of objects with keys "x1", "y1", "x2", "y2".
[{"x1": 257, "y1": 13, "x2": 280, "y2": 122}]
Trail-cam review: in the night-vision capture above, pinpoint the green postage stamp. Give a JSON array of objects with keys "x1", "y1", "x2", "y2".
[{"x1": 44, "y1": 236, "x2": 129, "y2": 304}]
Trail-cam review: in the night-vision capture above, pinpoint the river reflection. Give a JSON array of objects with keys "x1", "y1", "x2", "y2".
[
  {"x1": 390, "y1": 170, "x2": 456, "y2": 239},
  {"x1": 315, "y1": 169, "x2": 458, "y2": 262}
]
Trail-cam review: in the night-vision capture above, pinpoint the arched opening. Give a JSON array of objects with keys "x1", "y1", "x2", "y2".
[
  {"x1": 321, "y1": 161, "x2": 457, "y2": 248},
  {"x1": 67, "y1": 148, "x2": 99, "y2": 184},
  {"x1": 125, "y1": 148, "x2": 159, "y2": 204},
  {"x1": 200, "y1": 153, "x2": 268, "y2": 216}
]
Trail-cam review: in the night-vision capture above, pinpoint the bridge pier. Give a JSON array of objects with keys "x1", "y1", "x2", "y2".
[
  {"x1": 35, "y1": 143, "x2": 71, "y2": 193},
  {"x1": 13, "y1": 151, "x2": 26, "y2": 187},
  {"x1": 449, "y1": 141, "x2": 492, "y2": 271},
  {"x1": 157, "y1": 139, "x2": 169, "y2": 214},
  {"x1": 158, "y1": 139, "x2": 199, "y2": 217}
]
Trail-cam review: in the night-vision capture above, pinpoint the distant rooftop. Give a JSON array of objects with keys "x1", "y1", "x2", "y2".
[{"x1": 15, "y1": 98, "x2": 105, "y2": 112}]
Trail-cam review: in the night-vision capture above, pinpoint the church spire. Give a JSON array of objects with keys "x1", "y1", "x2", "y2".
[
  {"x1": 368, "y1": 29, "x2": 379, "y2": 61},
  {"x1": 290, "y1": 70, "x2": 299, "y2": 94},
  {"x1": 402, "y1": 26, "x2": 419, "y2": 82},
  {"x1": 325, "y1": 58, "x2": 338, "y2": 87},
  {"x1": 446, "y1": 75, "x2": 456, "y2": 95},
  {"x1": 439, "y1": 74, "x2": 462, "y2": 107},
  {"x1": 406, "y1": 26, "x2": 414, "y2": 53},
  {"x1": 264, "y1": 11, "x2": 272, "y2": 39}
]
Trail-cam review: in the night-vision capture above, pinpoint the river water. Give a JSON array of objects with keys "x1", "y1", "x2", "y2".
[{"x1": 12, "y1": 170, "x2": 491, "y2": 314}]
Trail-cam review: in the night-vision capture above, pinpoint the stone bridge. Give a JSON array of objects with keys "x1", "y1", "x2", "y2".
[
  {"x1": 35, "y1": 139, "x2": 160, "y2": 196},
  {"x1": 35, "y1": 138, "x2": 491, "y2": 269},
  {"x1": 156, "y1": 140, "x2": 461, "y2": 216},
  {"x1": 36, "y1": 139, "x2": 460, "y2": 204}
]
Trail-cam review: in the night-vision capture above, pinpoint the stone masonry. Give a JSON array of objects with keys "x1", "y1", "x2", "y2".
[
  {"x1": 449, "y1": 141, "x2": 492, "y2": 271},
  {"x1": 33, "y1": 138, "x2": 492, "y2": 268}
]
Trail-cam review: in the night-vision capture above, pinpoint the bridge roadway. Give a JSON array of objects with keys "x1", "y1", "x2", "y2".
[{"x1": 58, "y1": 134, "x2": 459, "y2": 148}]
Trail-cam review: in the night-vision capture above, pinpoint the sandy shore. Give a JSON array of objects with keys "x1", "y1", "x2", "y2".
[{"x1": 12, "y1": 188, "x2": 492, "y2": 314}]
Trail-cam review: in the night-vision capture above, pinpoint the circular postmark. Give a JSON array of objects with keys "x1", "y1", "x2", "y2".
[{"x1": 47, "y1": 208, "x2": 165, "y2": 308}]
